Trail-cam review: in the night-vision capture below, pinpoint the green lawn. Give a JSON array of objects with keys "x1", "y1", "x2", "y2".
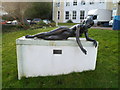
[
  {"x1": 58, "y1": 23, "x2": 79, "y2": 26},
  {"x1": 2, "y1": 27, "x2": 119, "y2": 88}
]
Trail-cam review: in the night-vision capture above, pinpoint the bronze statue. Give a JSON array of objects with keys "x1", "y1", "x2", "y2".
[{"x1": 25, "y1": 16, "x2": 97, "y2": 55}]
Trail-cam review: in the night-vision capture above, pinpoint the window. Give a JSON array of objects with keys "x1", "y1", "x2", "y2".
[
  {"x1": 73, "y1": 11, "x2": 77, "y2": 19},
  {"x1": 80, "y1": 10, "x2": 85, "y2": 19},
  {"x1": 93, "y1": 15, "x2": 97, "y2": 20},
  {"x1": 56, "y1": 2, "x2": 60, "y2": 7},
  {"x1": 81, "y1": 0, "x2": 85, "y2": 5},
  {"x1": 73, "y1": 0, "x2": 77, "y2": 6},
  {"x1": 113, "y1": 0, "x2": 118, "y2": 4},
  {"x1": 65, "y1": 11, "x2": 69, "y2": 19},
  {"x1": 90, "y1": 0, "x2": 94, "y2": 4},
  {"x1": 99, "y1": 0, "x2": 104, "y2": 3},
  {"x1": 66, "y1": 2, "x2": 70, "y2": 6},
  {"x1": 58, "y1": 11, "x2": 60, "y2": 20}
]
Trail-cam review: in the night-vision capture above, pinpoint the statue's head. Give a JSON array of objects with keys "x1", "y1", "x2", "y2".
[{"x1": 83, "y1": 16, "x2": 94, "y2": 28}]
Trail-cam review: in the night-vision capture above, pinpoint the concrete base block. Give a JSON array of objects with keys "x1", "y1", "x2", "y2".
[{"x1": 16, "y1": 37, "x2": 98, "y2": 80}]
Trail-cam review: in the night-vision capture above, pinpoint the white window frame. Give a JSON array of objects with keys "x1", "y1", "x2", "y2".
[
  {"x1": 81, "y1": 0, "x2": 85, "y2": 5},
  {"x1": 72, "y1": 11, "x2": 77, "y2": 19},
  {"x1": 80, "y1": 10, "x2": 85, "y2": 20},
  {"x1": 56, "y1": 2, "x2": 60, "y2": 7},
  {"x1": 66, "y1": 2, "x2": 70, "y2": 6},
  {"x1": 58, "y1": 11, "x2": 60, "y2": 20},
  {"x1": 65, "y1": 11, "x2": 69, "y2": 19},
  {"x1": 73, "y1": 0, "x2": 77, "y2": 6},
  {"x1": 90, "y1": 0, "x2": 94, "y2": 5},
  {"x1": 99, "y1": 0, "x2": 104, "y2": 3}
]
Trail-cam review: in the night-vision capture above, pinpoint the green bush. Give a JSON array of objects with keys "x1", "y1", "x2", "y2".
[
  {"x1": 30, "y1": 24, "x2": 43, "y2": 30},
  {"x1": 29, "y1": 21, "x2": 56, "y2": 30},
  {"x1": 48, "y1": 23, "x2": 56, "y2": 27},
  {"x1": 2, "y1": 15, "x2": 14, "y2": 21},
  {"x1": 37, "y1": 21, "x2": 46, "y2": 26},
  {"x1": 51, "y1": 20, "x2": 55, "y2": 23},
  {"x1": 15, "y1": 24, "x2": 24, "y2": 28},
  {"x1": 66, "y1": 20, "x2": 73, "y2": 23}
]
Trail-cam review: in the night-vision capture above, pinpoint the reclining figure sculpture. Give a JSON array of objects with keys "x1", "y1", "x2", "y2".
[{"x1": 25, "y1": 16, "x2": 97, "y2": 55}]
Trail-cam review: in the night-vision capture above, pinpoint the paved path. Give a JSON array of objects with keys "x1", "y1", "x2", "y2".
[{"x1": 91, "y1": 27, "x2": 113, "y2": 30}]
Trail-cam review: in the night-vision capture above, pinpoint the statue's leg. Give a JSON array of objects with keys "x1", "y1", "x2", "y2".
[
  {"x1": 42, "y1": 35, "x2": 68, "y2": 40},
  {"x1": 25, "y1": 27, "x2": 69, "y2": 38},
  {"x1": 25, "y1": 32, "x2": 46, "y2": 38},
  {"x1": 84, "y1": 32, "x2": 97, "y2": 47}
]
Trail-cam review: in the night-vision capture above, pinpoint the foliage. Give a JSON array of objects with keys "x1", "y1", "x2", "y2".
[
  {"x1": 29, "y1": 21, "x2": 55, "y2": 30},
  {"x1": 37, "y1": 21, "x2": 46, "y2": 26},
  {"x1": 2, "y1": 28, "x2": 119, "y2": 88},
  {"x1": 48, "y1": 23, "x2": 56, "y2": 27},
  {"x1": 29, "y1": 24, "x2": 43, "y2": 30},
  {"x1": 25, "y1": 2, "x2": 52, "y2": 20},
  {"x1": 29, "y1": 23, "x2": 56, "y2": 30},
  {"x1": 51, "y1": 20, "x2": 56, "y2": 23},
  {"x1": 66, "y1": 20, "x2": 73, "y2": 23},
  {"x1": 2, "y1": 2, "x2": 32, "y2": 29},
  {"x1": 2, "y1": 25, "x2": 24, "y2": 33},
  {"x1": 2, "y1": 2, "x2": 52, "y2": 29},
  {"x1": 2, "y1": 15, "x2": 14, "y2": 21}
]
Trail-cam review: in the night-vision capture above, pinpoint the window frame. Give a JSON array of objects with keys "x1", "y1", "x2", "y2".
[
  {"x1": 66, "y1": 2, "x2": 70, "y2": 6},
  {"x1": 58, "y1": 11, "x2": 60, "y2": 20},
  {"x1": 80, "y1": 10, "x2": 85, "y2": 20},
  {"x1": 99, "y1": 0, "x2": 104, "y2": 3},
  {"x1": 56, "y1": 2, "x2": 60, "y2": 7},
  {"x1": 73, "y1": 0, "x2": 77, "y2": 6},
  {"x1": 65, "y1": 11, "x2": 69, "y2": 20},
  {"x1": 90, "y1": 0, "x2": 94, "y2": 5},
  {"x1": 81, "y1": 0, "x2": 85, "y2": 5},
  {"x1": 72, "y1": 11, "x2": 77, "y2": 19}
]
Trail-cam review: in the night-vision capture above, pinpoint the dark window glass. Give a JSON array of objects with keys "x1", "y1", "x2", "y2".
[
  {"x1": 65, "y1": 11, "x2": 69, "y2": 19},
  {"x1": 73, "y1": 11, "x2": 77, "y2": 19},
  {"x1": 66, "y1": 2, "x2": 70, "y2": 6},
  {"x1": 81, "y1": 0, "x2": 85, "y2": 5},
  {"x1": 93, "y1": 15, "x2": 97, "y2": 20},
  {"x1": 73, "y1": 0, "x2": 77, "y2": 6},
  {"x1": 58, "y1": 11, "x2": 60, "y2": 20},
  {"x1": 80, "y1": 10, "x2": 85, "y2": 19}
]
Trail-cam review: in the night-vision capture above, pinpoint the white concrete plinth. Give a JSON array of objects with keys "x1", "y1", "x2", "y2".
[{"x1": 16, "y1": 37, "x2": 98, "y2": 80}]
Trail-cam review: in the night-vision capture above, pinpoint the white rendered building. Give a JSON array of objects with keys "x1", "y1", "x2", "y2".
[{"x1": 53, "y1": 0, "x2": 114, "y2": 23}]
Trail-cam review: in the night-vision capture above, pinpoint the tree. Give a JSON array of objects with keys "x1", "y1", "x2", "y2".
[
  {"x1": 25, "y1": 2, "x2": 52, "y2": 20},
  {"x1": 2, "y1": 2, "x2": 53, "y2": 29},
  {"x1": 2, "y1": 2, "x2": 32, "y2": 29}
]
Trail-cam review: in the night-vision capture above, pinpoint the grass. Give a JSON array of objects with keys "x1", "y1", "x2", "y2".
[
  {"x1": 2, "y1": 27, "x2": 119, "y2": 88},
  {"x1": 58, "y1": 23, "x2": 79, "y2": 26}
]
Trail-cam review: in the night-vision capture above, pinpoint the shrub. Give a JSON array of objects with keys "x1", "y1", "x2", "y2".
[
  {"x1": 37, "y1": 21, "x2": 46, "y2": 26},
  {"x1": 48, "y1": 23, "x2": 56, "y2": 27},
  {"x1": 51, "y1": 20, "x2": 55, "y2": 23},
  {"x1": 2, "y1": 15, "x2": 14, "y2": 21},
  {"x1": 30, "y1": 24, "x2": 43, "y2": 30},
  {"x1": 66, "y1": 20, "x2": 73, "y2": 23}
]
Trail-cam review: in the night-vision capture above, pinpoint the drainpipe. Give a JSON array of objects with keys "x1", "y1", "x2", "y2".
[{"x1": 56, "y1": 2, "x2": 59, "y2": 27}]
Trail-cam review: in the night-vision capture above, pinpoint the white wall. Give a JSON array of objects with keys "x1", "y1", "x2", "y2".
[
  {"x1": 63, "y1": 0, "x2": 107, "y2": 23},
  {"x1": 52, "y1": 0, "x2": 111, "y2": 23}
]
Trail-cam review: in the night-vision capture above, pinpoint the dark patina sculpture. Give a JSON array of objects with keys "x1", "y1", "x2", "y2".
[{"x1": 25, "y1": 16, "x2": 97, "y2": 55}]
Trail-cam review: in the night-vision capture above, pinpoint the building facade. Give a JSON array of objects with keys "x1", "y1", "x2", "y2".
[
  {"x1": 53, "y1": 0, "x2": 115, "y2": 23},
  {"x1": 112, "y1": 0, "x2": 120, "y2": 16}
]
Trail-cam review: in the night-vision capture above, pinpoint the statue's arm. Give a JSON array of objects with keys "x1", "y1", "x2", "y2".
[
  {"x1": 84, "y1": 31, "x2": 97, "y2": 47},
  {"x1": 76, "y1": 27, "x2": 87, "y2": 55}
]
